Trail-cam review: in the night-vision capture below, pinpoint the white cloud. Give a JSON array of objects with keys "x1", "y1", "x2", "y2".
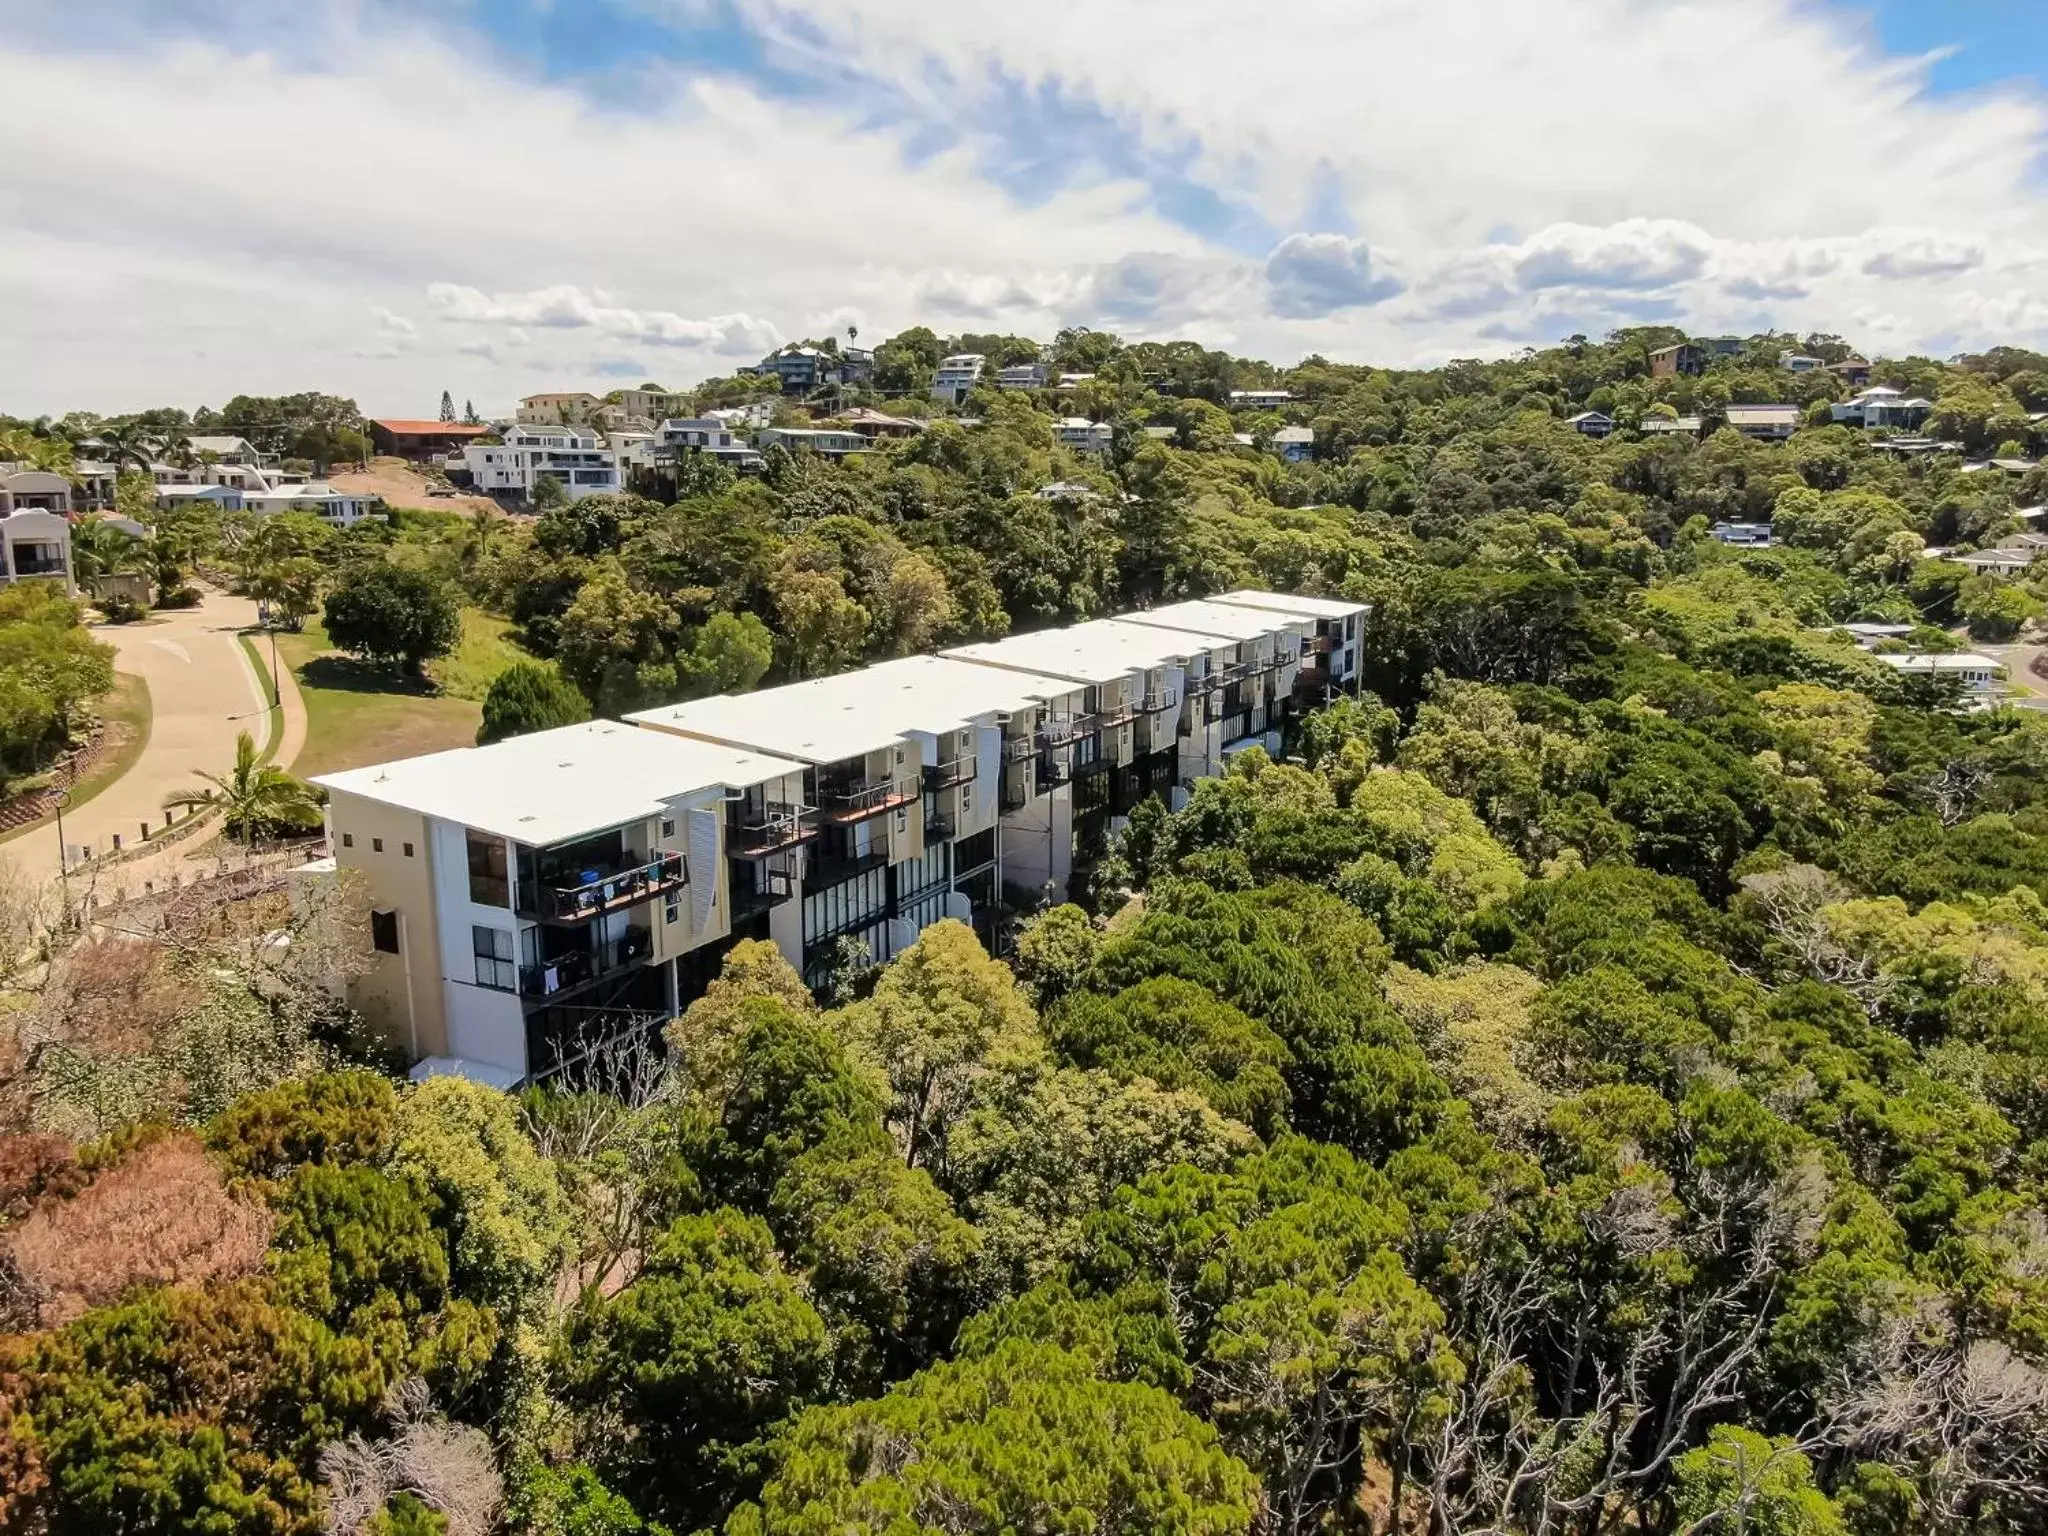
[
  {"x1": 426, "y1": 283, "x2": 785, "y2": 354},
  {"x1": 4, "y1": 0, "x2": 2048, "y2": 414},
  {"x1": 1265, "y1": 234, "x2": 1403, "y2": 318}
]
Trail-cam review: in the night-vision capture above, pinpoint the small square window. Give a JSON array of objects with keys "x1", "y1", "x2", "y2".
[
  {"x1": 372, "y1": 837, "x2": 384, "y2": 853},
  {"x1": 664, "y1": 888, "x2": 680, "y2": 926},
  {"x1": 342, "y1": 833, "x2": 354, "y2": 848},
  {"x1": 660, "y1": 817, "x2": 676, "y2": 838},
  {"x1": 402, "y1": 842, "x2": 414, "y2": 858}
]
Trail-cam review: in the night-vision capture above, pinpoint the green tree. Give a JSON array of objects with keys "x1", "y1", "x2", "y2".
[
  {"x1": 728, "y1": 1338, "x2": 1258, "y2": 1536},
  {"x1": 162, "y1": 729, "x2": 320, "y2": 842},
  {"x1": 476, "y1": 660, "x2": 590, "y2": 745},
  {"x1": 322, "y1": 562, "x2": 462, "y2": 677}
]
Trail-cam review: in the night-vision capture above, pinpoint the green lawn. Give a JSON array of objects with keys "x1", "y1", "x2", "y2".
[
  {"x1": 277, "y1": 608, "x2": 523, "y2": 777},
  {"x1": 0, "y1": 672, "x2": 153, "y2": 845}
]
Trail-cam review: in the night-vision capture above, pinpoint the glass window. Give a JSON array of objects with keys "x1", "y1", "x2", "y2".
[
  {"x1": 660, "y1": 816, "x2": 676, "y2": 839},
  {"x1": 472, "y1": 925, "x2": 516, "y2": 991},
  {"x1": 370, "y1": 910, "x2": 400, "y2": 954},
  {"x1": 403, "y1": 842, "x2": 414, "y2": 858},
  {"x1": 665, "y1": 888, "x2": 680, "y2": 926},
  {"x1": 342, "y1": 833, "x2": 354, "y2": 848},
  {"x1": 467, "y1": 832, "x2": 509, "y2": 907},
  {"x1": 372, "y1": 837, "x2": 383, "y2": 853}
]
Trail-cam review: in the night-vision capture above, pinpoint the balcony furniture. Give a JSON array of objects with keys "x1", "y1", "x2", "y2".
[
  {"x1": 730, "y1": 802, "x2": 819, "y2": 856},
  {"x1": 531, "y1": 851, "x2": 686, "y2": 924},
  {"x1": 818, "y1": 776, "x2": 921, "y2": 823},
  {"x1": 923, "y1": 756, "x2": 977, "y2": 791}
]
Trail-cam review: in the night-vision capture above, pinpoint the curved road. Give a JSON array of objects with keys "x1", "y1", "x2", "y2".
[{"x1": 5, "y1": 592, "x2": 308, "y2": 892}]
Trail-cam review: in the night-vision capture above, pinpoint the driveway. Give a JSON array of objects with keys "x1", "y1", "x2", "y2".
[
  {"x1": 1980, "y1": 637, "x2": 2048, "y2": 712},
  {"x1": 6, "y1": 592, "x2": 279, "y2": 888}
]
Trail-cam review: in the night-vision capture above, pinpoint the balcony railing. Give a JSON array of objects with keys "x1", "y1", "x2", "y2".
[
  {"x1": 1311, "y1": 633, "x2": 1336, "y2": 654},
  {"x1": 522, "y1": 924, "x2": 652, "y2": 997},
  {"x1": 729, "y1": 865, "x2": 796, "y2": 923},
  {"x1": 1040, "y1": 713, "x2": 1097, "y2": 749},
  {"x1": 1095, "y1": 700, "x2": 1138, "y2": 730},
  {"x1": 923, "y1": 755, "x2": 977, "y2": 791},
  {"x1": 818, "y1": 776, "x2": 921, "y2": 823},
  {"x1": 730, "y1": 802, "x2": 819, "y2": 856},
  {"x1": 529, "y1": 851, "x2": 686, "y2": 924},
  {"x1": 1001, "y1": 733, "x2": 1037, "y2": 763},
  {"x1": 1037, "y1": 752, "x2": 1074, "y2": 787},
  {"x1": 924, "y1": 810, "x2": 957, "y2": 841},
  {"x1": 1137, "y1": 688, "x2": 1180, "y2": 713},
  {"x1": 807, "y1": 847, "x2": 888, "y2": 888}
]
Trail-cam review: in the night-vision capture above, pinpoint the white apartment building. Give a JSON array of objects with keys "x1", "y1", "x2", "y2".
[
  {"x1": 246, "y1": 483, "x2": 385, "y2": 527},
  {"x1": 706, "y1": 402, "x2": 776, "y2": 430},
  {"x1": 0, "y1": 509, "x2": 75, "y2": 593},
  {"x1": 932, "y1": 354, "x2": 986, "y2": 405},
  {"x1": 517, "y1": 392, "x2": 603, "y2": 425},
  {"x1": 463, "y1": 424, "x2": 621, "y2": 502},
  {"x1": 157, "y1": 484, "x2": 245, "y2": 514},
  {"x1": 629, "y1": 655, "x2": 1058, "y2": 989},
  {"x1": 1229, "y1": 388, "x2": 1294, "y2": 409},
  {"x1": 315, "y1": 721, "x2": 813, "y2": 1084},
  {"x1": 1053, "y1": 417, "x2": 1115, "y2": 455},
  {"x1": 324, "y1": 590, "x2": 1369, "y2": 1082}
]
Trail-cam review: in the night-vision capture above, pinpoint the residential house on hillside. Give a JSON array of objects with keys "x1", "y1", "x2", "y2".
[
  {"x1": 1228, "y1": 388, "x2": 1294, "y2": 409},
  {"x1": 247, "y1": 483, "x2": 384, "y2": 527},
  {"x1": 1711, "y1": 521, "x2": 1774, "y2": 547},
  {"x1": 997, "y1": 362, "x2": 1047, "y2": 391},
  {"x1": 1874, "y1": 651, "x2": 2005, "y2": 699},
  {"x1": 1567, "y1": 410, "x2": 1615, "y2": 439},
  {"x1": 824, "y1": 408, "x2": 926, "y2": 441},
  {"x1": 615, "y1": 388, "x2": 685, "y2": 424},
  {"x1": 517, "y1": 392, "x2": 602, "y2": 426},
  {"x1": 156, "y1": 484, "x2": 245, "y2": 514},
  {"x1": 1724, "y1": 404, "x2": 1802, "y2": 441},
  {"x1": 1272, "y1": 425, "x2": 1316, "y2": 462},
  {"x1": 1952, "y1": 547, "x2": 2037, "y2": 577},
  {"x1": 186, "y1": 435, "x2": 273, "y2": 468},
  {"x1": 932, "y1": 354, "x2": 987, "y2": 405},
  {"x1": 746, "y1": 346, "x2": 849, "y2": 396},
  {"x1": 756, "y1": 427, "x2": 868, "y2": 460},
  {"x1": 1705, "y1": 337, "x2": 1746, "y2": 358},
  {"x1": 1779, "y1": 354, "x2": 1825, "y2": 374},
  {"x1": 640, "y1": 419, "x2": 765, "y2": 479},
  {"x1": 1053, "y1": 417, "x2": 1114, "y2": 455},
  {"x1": 1831, "y1": 358, "x2": 1874, "y2": 386},
  {"x1": 369, "y1": 420, "x2": 492, "y2": 461},
  {"x1": 1639, "y1": 415, "x2": 1704, "y2": 437},
  {"x1": 1830, "y1": 387, "x2": 1932, "y2": 430},
  {"x1": 1649, "y1": 342, "x2": 1706, "y2": 377},
  {"x1": 461, "y1": 424, "x2": 619, "y2": 503},
  {"x1": 1835, "y1": 622, "x2": 1916, "y2": 650},
  {"x1": 706, "y1": 402, "x2": 776, "y2": 430}
]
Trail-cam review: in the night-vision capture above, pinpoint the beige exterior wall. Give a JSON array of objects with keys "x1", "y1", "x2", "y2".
[{"x1": 328, "y1": 791, "x2": 448, "y2": 1059}]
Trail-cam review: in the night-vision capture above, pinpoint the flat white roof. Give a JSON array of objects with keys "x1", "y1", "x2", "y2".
[
  {"x1": 1123, "y1": 598, "x2": 1306, "y2": 643},
  {"x1": 1211, "y1": 589, "x2": 1368, "y2": 622},
  {"x1": 948, "y1": 617, "x2": 1239, "y2": 687},
  {"x1": 1874, "y1": 652, "x2": 2003, "y2": 672},
  {"x1": 315, "y1": 719, "x2": 803, "y2": 846},
  {"x1": 629, "y1": 655, "x2": 1055, "y2": 764}
]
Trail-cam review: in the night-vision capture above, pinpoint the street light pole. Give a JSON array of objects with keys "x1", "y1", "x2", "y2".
[{"x1": 54, "y1": 786, "x2": 71, "y2": 910}]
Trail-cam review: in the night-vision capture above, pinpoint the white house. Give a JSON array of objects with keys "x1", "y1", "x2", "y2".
[
  {"x1": 1830, "y1": 387, "x2": 1933, "y2": 431},
  {"x1": 246, "y1": 483, "x2": 385, "y2": 527},
  {"x1": 0, "y1": 468, "x2": 72, "y2": 516},
  {"x1": 1834, "y1": 622, "x2": 1917, "y2": 650},
  {"x1": 1229, "y1": 389, "x2": 1294, "y2": 409},
  {"x1": 156, "y1": 484, "x2": 245, "y2": 513},
  {"x1": 1711, "y1": 521, "x2": 1774, "y2": 547},
  {"x1": 1874, "y1": 652, "x2": 2006, "y2": 696},
  {"x1": 0, "y1": 510, "x2": 74, "y2": 593},
  {"x1": 705, "y1": 402, "x2": 776, "y2": 430},
  {"x1": 186, "y1": 434, "x2": 273, "y2": 468},
  {"x1": 932, "y1": 354, "x2": 987, "y2": 405},
  {"x1": 650, "y1": 418, "x2": 766, "y2": 472},
  {"x1": 1053, "y1": 417, "x2": 1114, "y2": 455},
  {"x1": 1779, "y1": 354, "x2": 1825, "y2": 374},
  {"x1": 997, "y1": 362, "x2": 1048, "y2": 391},
  {"x1": 462, "y1": 425, "x2": 621, "y2": 502}
]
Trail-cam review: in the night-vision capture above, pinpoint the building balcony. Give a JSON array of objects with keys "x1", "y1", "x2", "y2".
[
  {"x1": 1073, "y1": 753, "x2": 1114, "y2": 779},
  {"x1": 818, "y1": 776, "x2": 921, "y2": 823},
  {"x1": 807, "y1": 846, "x2": 888, "y2": 888},
  {"x1": 923, "y1": 755, "x2": 977, "y2": 791},
  {"x1": 521, "y1": 924, "x2": 652, "y2": 999},
  {"x1": 1040, "y1": 713, "x2": 1097, "y2": 749},
  {"x1": 924, "y1": 810, "x2": 956, "y2": 842},
  {"x1": 729, "y1": 865, "x2": 796, "y2": 923},
  {"x1": 1037, "y1": 752, "x2": 1074, "y2": 787},
  {"x1": 526, "y1": 851, "x2": 686, "y2": 925},
  {"x1": 1310, "y1": 633, "x2": 1336, "y2": 654},
  {"x1": 1001, "y1": 733, "x2": 1037, "y2": 763},
  {"x1": 1095, "y1": 700, "x2": 1138, "y2": 730},
  {"x1": 1001, "y1": 765, "x2": 1032, "y2": 812},
  {"x1": 1137, "y1": 688, "x2": 1180, "y2": 713},
  {"x1": 730, "y1": 802, "x2": 819, "y2": 857}
]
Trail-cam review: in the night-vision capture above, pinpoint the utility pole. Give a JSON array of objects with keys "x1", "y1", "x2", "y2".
[{"x1": 54, "y1": 787, "x2": 71, "y2": 914}]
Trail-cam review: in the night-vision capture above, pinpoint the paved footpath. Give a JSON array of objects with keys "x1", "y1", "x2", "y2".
[{"x1": 5, "y1": 592, "x2": 309, "y2": 897}]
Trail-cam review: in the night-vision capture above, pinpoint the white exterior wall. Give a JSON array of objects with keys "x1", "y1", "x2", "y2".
[{"x1": 428, "y1": 818, "x2": 527, "y2": 1076}]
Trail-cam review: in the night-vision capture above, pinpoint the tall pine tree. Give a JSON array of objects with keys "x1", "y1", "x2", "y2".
[{"x1": 439, "y1": 389, "x2": 455, "y2": 423}]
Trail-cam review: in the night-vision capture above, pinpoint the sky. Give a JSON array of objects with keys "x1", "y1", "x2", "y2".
[{"x1": 4, "y1": 0, "x2": 2048, "y2": 419}]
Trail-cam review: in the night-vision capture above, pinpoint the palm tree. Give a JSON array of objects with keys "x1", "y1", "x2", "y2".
[
  {"x1": 164, "y1": 731, "x2": 320, "y2": 843},
  {"x1": 97, "y1": 424, "x2": 156, "y2": 474},
  {"x1": 70, "y1": 519, "x2": 149, "y2": 585}
]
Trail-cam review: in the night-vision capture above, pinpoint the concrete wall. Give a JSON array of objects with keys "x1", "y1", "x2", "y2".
[{"x1": 329, "y1": 791, "x2": 448, "y2": 1060}]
